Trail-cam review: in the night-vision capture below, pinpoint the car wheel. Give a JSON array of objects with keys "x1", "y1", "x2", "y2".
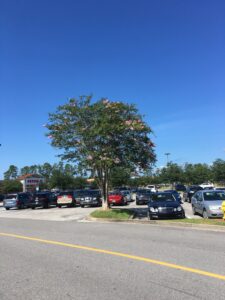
[
  {"x1": 5, "y1": 208, "x2": 10, "y2": 210},
  {"x1": 32, "y1": 207, "x2": 35, "y2": 210},
  {"x1": 181, "y1": 212, "x2": 186, "y2": 219},
  {"x1": 203, "y1": 210, "x2": 209, "y2": 219},
  {"x1": 58, "y1": 205, "x2": 62, "y2": 208},
  {"x1": 148, "y1": 213, "x2": 154, "y2": 220},
  {"x1": 81, "y1": 205, "x2": 84, "y2": 208},
  {"x1": 192, "y1": 206, "x2": 197, "y2": 215},
  {"x1": 136, "y1": 201, "x2": 139, "y2": 205}
]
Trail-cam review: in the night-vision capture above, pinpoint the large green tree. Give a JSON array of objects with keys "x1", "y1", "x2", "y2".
[
  {"x1": 0, "y1": 180, "x2": 23, "y2": 194},
  {"x1": 211, "y1": 159, "x2": 225, "y2": 184},
  {"x1": 46, "y1": 96, "x2": 156, "y2": 209},
  {"x1": 4, "y1": 165, "x2": 18, "y2": 180}
]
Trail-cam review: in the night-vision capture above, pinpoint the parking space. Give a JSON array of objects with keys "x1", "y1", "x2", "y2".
[{"x1": 0, "y1": 203, "x2": 97, "y2": 222}]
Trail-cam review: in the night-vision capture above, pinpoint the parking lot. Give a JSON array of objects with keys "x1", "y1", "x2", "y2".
[{"x1": 0, "y1": 200, "x2": 200, "y2": 222}]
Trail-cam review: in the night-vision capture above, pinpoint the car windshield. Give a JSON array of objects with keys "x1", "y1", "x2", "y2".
[
  {"x1": 35, "y1": 193, "x2": 49, "y2": 198},
  {"x1": 109, "y1": 192, "x2": 121, "y2": 196},
  {"x1": 190, "y1": 186, "x2": 202, "y2": 191},
  {"x1": 59, "y1": 191, "x2": 73, "y2": 196},
  {"x1": 203, "y1": 192, "x2": 225, "y2": 201},
  {"x1": 137, "y1": 190, "x2": 151, "y2": 194},
  {"x1": 151, "y1": 193, "x2": 175, "y2": 202},
  {"x1": 82, "y1": 190, "x2": 100, "y2": 197},
  {"x1": 5, "y1": 194, "x2": 17, "y2": 199}
]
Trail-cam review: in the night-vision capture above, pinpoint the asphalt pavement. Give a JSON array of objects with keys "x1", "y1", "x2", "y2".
[{"x1": 1, "y1": 217, "x2": 225, "y2": 299}]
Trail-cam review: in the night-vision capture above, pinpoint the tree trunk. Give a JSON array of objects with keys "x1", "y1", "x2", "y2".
[{"x1": 95, "y1": 167, "x2": 110, "y2": 210}]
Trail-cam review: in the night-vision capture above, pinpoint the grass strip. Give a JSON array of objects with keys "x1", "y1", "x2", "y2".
[
  {"x1": 91, "y1": 209, "x2": 134, "y2": 220},
  {"x1": 161, "y1": 218, "x2": 225, "y2": 226}
]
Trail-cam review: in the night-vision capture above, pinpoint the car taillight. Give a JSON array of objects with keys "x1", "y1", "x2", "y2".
[
  {"x1": 58, "y1": 196, "x2": 62, "y2": 199},
  {"x1": 68, "y1": 195, "x2": 72, "y2": 199}
]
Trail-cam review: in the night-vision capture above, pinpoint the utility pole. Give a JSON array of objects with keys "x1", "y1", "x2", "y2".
[{"x1": 165, "y1": 152, "x2": 171, "y2": 166}]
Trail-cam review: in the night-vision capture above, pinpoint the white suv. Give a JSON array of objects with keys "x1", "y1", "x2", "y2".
[{"x1": 146, "y1": 185, "x2": 157, "y2": 192}]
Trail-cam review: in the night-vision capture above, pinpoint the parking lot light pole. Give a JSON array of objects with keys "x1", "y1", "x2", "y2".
[{"x1": 165, "y1": 152, "x2": 171, "y2": 166}]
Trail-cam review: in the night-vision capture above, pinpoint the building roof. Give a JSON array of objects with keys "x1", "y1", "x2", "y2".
[{"x1": 17, "y1": 174, "x2": 43, "y2": 180}]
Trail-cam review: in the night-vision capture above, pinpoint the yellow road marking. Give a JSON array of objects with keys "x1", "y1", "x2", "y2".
[{"x1": 1, "y1": 232, "x2": 225, "y2": 281}]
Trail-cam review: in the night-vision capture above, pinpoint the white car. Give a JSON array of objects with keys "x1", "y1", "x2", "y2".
[{"x1": 199, "y1": 182, "x2": 214, "y2": 189}]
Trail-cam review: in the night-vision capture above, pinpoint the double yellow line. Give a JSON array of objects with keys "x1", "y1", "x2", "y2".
[{"x1": 1, "y1": 232, "x2": 225, "y2": 281}]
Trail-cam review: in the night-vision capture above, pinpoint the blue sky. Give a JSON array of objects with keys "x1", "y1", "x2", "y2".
[{"x1": 0, "y1": 0, "x2": 225, "y2": 178}]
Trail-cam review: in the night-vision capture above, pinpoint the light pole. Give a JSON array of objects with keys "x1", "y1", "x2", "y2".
[{"x1": 165, "y1": 152, "x2": 171, "y2": 166}]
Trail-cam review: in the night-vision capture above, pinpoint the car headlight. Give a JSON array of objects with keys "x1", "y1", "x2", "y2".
[
  {"x1": 177, "y1": 206, "x2": 182, "y2": 212},
  {"x1": 93, "y1": 197, "x2": 96, "y2": 200},
  {"x1": 150, "y1": 207, "x2": 158, "y2": 212}
]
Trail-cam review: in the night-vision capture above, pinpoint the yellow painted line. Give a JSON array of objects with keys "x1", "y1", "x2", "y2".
[{"x1": 1, "y1": 232, "x2": 225, "y2": 281}]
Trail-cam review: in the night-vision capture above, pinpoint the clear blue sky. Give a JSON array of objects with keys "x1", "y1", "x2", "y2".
[{"x1": 1, "y1": 0, "x2": 225, "y2": 178}]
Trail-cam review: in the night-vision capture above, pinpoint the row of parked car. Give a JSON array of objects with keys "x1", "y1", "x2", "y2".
[{"x1": 1, "y1": 189, "x2": 137, "y2": 210}]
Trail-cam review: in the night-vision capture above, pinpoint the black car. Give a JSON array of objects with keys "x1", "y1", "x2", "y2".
[
  {"x1": 164, "y1": 190, "x2": 182, "y2": 203},
  {"x1": 136, "y1": 189, "x2": 153, "y2": 205},
  {"x1": 183, "y1": 185, "x2": 203, "y2": 203},
  {"x1": 175, "y1": 184, "x2": 186, "y2": 192},
  {"x1": 78, "y1": 190, "x2": 102, "y2": 207},
  {"x1": 147, "y1": 192, "x2": 185, "y2": 220},
  {"x1": 29, "y1": 192, "x2": 57, "y2": 209}
]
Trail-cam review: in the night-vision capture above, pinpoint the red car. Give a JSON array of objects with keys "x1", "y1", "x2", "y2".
[{"x1": 108, "y1": 192, "x2": 128, "y2": 206}]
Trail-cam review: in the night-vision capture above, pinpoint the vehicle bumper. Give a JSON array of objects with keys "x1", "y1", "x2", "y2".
[
  {"x1": 207, "y1": 210, "x2": 223, "y2": 218},
  {"x1": 81, "y1": 201, "x2": 101, "y2": 206},
  {"x1": 3, "y1": 204, "x2": 17, "y2": 209},
  {"x1": 149, "y1": 211, "x2": 184, "y2": 219}
]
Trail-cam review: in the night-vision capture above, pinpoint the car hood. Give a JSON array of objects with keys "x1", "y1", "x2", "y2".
[
  {"x1": 148, "y1": 201, "x2": 180, "y2": 208},
  {"x1": 204, "y1": 200, "x2": 223, "y2": 207}
]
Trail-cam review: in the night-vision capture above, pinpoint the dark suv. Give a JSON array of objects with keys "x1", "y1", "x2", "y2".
[
  {"x1": 3, "y1": 193, "x2": 32, "y2": 210},
  {"x1": 136, "y1": 189, "x2": 153, "y2": 205},
  {"x1": 79, "y1": 190, "x2": 102, "y2": 207},
  {"x1": 29, "y1": 192, "x2": 57, "y2": 209},
  {"x1": 183, "y1": 185, "x2": 203, "y2": 203}
]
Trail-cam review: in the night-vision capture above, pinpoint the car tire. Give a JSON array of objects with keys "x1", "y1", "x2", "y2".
[
  {"x1": 58, "y1": 205, "x2": 62, "y2": 208},
  {"x1": 192, "y1": 206, "x2": 197, "y2": 215},
  {"x1": 148, "y1": 213, "x2": 154, "y2": 220},
  {"x1": 81, "y1": 205, "x2": 84, "y2": 208},
  {"x1": 32, "y1": 207, "x2": 35, "y2": 210},
  {"x1": 5, "y1": 208, "x2": 10, "y2": 210},
  {"x1": 181, "y1": 212, "x2": 185, "y2": 219},
  {"x1": 203, "y1": 210, "x2": 209, "y2": 219}
]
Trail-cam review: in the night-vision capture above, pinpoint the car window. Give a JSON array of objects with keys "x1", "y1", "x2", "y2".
[
  {"x1": 59, "y1": 191, "x2": 73, "y2": 196},
  {"x1": 151, "y1": 193, "x2": 175, "y2": 202},
  {"x1": 203, "y1": 192, "x2": 225, "y2": 201},
  {"x1": 5, "y1": 194, "x2": 17, "y2": 200}
]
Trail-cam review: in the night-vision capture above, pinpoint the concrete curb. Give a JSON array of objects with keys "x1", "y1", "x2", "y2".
[{"x1": 86, "y1": 216, "x2": 225, "y2": 232}]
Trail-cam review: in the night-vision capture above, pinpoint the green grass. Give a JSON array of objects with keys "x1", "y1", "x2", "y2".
[
  {"x1": 161, "y1": 218, "x2": 225, "y2": 226},
  {"x1": 90, "y1": 209, "x2": 134, "y2": 220}
]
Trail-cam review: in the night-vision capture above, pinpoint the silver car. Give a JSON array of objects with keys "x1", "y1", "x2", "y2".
[{"x1": 191, "y1": 190, "x2": 225, "y2": 218}]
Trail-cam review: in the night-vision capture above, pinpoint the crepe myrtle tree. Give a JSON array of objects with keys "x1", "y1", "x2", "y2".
[{"x1": 46, "y1": 96, "x2": 156, "y2": 209}]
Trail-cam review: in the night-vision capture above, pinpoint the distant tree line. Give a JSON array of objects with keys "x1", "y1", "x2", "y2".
[
  {"x1": 0, "y1": 162, "x2": 93, "y2": 194},
  {"x1": 1, "y1": 159, "x2": 225, "y2": 194}
]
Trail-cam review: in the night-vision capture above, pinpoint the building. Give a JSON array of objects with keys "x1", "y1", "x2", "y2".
[{"x1": 17, "y1": 174, "x2": 45, "y2": 192}]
